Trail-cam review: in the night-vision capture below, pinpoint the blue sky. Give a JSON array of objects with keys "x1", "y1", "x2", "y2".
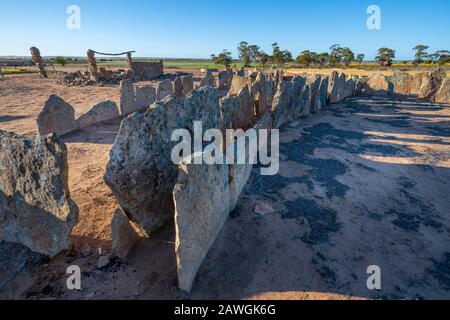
[{"x1": 1, "y1": 0, "x2": 449, "y2": 60}]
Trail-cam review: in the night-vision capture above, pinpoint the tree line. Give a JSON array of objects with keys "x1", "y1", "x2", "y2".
[{"x1": 211, "y1": 42, "x2": 450, "y2": 69}]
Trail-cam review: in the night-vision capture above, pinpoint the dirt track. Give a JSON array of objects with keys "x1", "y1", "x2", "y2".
[{"x1": 1, "y1": 94, "x2": 449, "y2": 300}]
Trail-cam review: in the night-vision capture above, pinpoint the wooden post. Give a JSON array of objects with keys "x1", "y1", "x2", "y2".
[{"x1": 30, "y1": 47, "x2": 48, "y2": 78}]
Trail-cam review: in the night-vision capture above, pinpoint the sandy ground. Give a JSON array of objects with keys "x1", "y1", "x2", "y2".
[{"x1": 0, "y1": 73, "x2": 449, "y2": 300}]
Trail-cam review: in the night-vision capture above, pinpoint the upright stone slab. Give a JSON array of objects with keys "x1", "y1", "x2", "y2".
[
  {"x1": 199, "y1": 71, "x2": 216, "y2": 88},
  {"x1": 157, "y1": 79, "x2": 174, "y2": 101},
  {"x1": 392, "y1": 71, "x2": 415, "y2": 96},
  {"x1": 289, "y1": 76, "x2": 310, "y2": 119},
  {"x1": 119, "y1": 79, "x2": 136, "y2": 115},
  {"x1": 251, "y1": 72, "x2": 274, "y2": 116},
  {"x1": 77, "y1": 100, "x2": 120, "y2": 129},
  {"x1": 361, "y1": 74, "x2": 392, "y2": 96},
  {"x1": 0, "y1": 131, "x2": 78, "y2": 257},
  {"x1": 307, "y1": 75, "x2": 322, "y2": 114},
  {"x1": 135, "y1": 86, "x2": 156, "y2": 110},
  {"x1": 418, "y1": 68, "x2": 446, "y2": 100},
  {"x1": 218, "y1": 71, "x2": 233, "y2": 89},
  {"x1": 272, "y1": 80, "x2": 292, "y2": 128},
  {"x1": 174, "y1": 152, "x2": 230, "y2": 293},
  {"x1": 435, "y1": 78, "x2": 450, "y2": 103},
  {"x1": 37, "y1": 95, "x2": 77, "y2": 136},
  {"x1": 181, "y1": 76, "x2": 194, "y2": 97},
  {"x1": 318, "y1": 76, "x2": 329, "y2": 108},
  {"x1": 104, "y1": 87, "x2": 222, "y2": 234},
  {"x1": 229, "y1": 76, "x2": 252, "y2": 96},
  {"x1": 328, "y1": 71, "x2": 341, "y2": 104},
  {"x1": 235, "y1": 86, "x2": 255, "y2": 130},
  {"x1": 112, "y1": 208, "x2": 139, "y2": 259},
  {"x1": 173, "y1": 77, "x2": 183, "y2": 97}
]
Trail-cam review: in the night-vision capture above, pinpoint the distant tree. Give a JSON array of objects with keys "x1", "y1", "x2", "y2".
[
  {"x1": 355, "y1": 54, "x2": 365, "y2": 64},
  {"x1": 316, "y1": 52, "x2": 329, "y2": 66},
  {"x1": 271, "y1": 43, "x2": 292, "y2": 66},
  {"x1": 413, "y1": 45, "x2": 429, "y2": 64},
  {"x1": 296, "y1": 50, "x2": 316, "y2": 67},
  {"x1": 329, "y1": 44, "x2": 343, "y2": 66},
  {"x1": 212, "y1": 50, "x2": 233, "y2": 70},
  {"x1": 375, "y1": 47, "x2": 396, "y2": 66},
  {"x1": 432, "y1": 50, "x2": 450, "y2": 65},
  {"x1": 238, "y1": 41, "x2": 251, "y2": 67},
  {"x1": 341, "y1": 47, "x2": 355, "y2": 66},
  {"x1": 51, "y1": 56, "x2": 67, "y2": 66},
  {"x1": 248, "y1": 45, "x2": 260, "y2": 64},
  {"x1": 255, "y1": 51, "x2": 270, "y2": 68}
]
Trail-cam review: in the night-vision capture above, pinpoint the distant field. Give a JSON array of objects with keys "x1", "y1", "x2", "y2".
[{"x1": 1, "y1": 68, "x2": 38, "y2": 75}]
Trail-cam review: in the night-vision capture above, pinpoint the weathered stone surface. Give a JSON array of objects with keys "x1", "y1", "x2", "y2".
[
  {"x1": 235, "y1": 86, "x2": 255, "y2": 130},
  {"x1": 307, "y1": 75, "x2": 322, "y2": 114},
  {"x1": 135, "y1": 86, "x2": 156, "y2": 110},
  {"x1": 435, "y1": 77, "x2": 450, "y2": 103},
  {"x1": 37, "y1": 95, "x2": 77, "y2": 136},
  {"x1": 156, "y1": 79, "x2": 174, "y2": 101},
  {"x1": 220, "y1": 95, "x2": 240, "y2": 130},
  {"x1": 361, "y1": 74, "x2": 392, "y2": 96},
  {"x1": 273, "y1": 69, "x2": 284, "y2": 90},
  {"x1": 119, "y1": 79, "x2": 136, "y2": 115},
  {"x1": 173, "y1": 77, "x2": 183, "y2": 97},
  {"x1": 418, "y1": 68, "x2": 447, "y2": 100},
  {"x1": 111, "y1": 208, "x2": 139, "y2": 259},
  {"x1": 328, "y1": 71, "x2": 341, "y2": 104},
  {"x1": 218, "y1": 71, "x2": 233, "y2": 89},
  {"x1": 0, "y1": 131, "x2": 78, "y2": 257},
  {"x1": 342, "y1": 76, "x2": 356, "y2": 99},
  {"x1": 355, "y1": 76, "x2": 369, "y2": 95},
  {"x1": 229, "y1": 76, "x2": 252, "y2": 96},
  {"x1": 318, "y1": 76, "x2": 329, "y2": 108},
  {"x1": 181, "y1": 76, "x2": 194, "y2": 97},
  {"x1": 77, "y1": 100, "x2": 120, "y2": 129},
  {"x1": 272, "y1": 80, "x2": 292, "y2": 128},
  {"x1": 290, "y1": 76, "x2": 310, "y2": 119},
  {"x1": 199, "y1": 71, "x2": 216, "y2": 88},
  {"x1": 392, "y1": 71, "x2": 415, "y2": 96},
  {"x1": 251, "y1": 72, "x2": 274, "y2": 116},
  {"x1": 104, "y1": 87, "x2": 222, "y2": 234},
  {"x1": 174, "y1": 152, "x2": 230, "y2": 292}
]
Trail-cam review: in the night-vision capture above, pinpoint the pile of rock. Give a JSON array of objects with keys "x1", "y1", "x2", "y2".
[{"x1": 62, "y1": 68, "x2": 130, "y2": 86}]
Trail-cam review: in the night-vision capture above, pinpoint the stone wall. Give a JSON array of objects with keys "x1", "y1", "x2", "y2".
[{"x1": 131, "y1": 61, "x2": 164, "y2": 80}]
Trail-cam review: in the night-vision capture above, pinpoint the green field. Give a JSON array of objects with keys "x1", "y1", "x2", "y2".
[{"x1": 1, "y1": 68, "x2": 38, "y2": 75}]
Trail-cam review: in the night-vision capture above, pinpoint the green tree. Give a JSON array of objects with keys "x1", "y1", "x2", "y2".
[
  {"x1": 316, "y1": 52, "x2": 329, "y2": 66},
  {"x1": 212, "y1": 50, "x2": 233, "y2": 70},
  {"x1": 238, "y1": 41, "x2": 251, "y2": 67},
  {"x1": 375, "y1": 47, "x2": 396, "y2": 66},
  {"x1": 296, "y1": 50, "x2": 316, "y2": 66},
  {"x1": 329, "y1": 44, "x2": 343, "y2": 66},
  {"x1": 355, "y1": 54, "x2": 365, "y2": 63},
  {"x1": 341, "y1": 47, "x2": 355, "y2": 66},
  {"x1": 255, "y1": 51, "x2": 270, "y2": 68},
  {"x1": 51, "y1": 56, "x2": 67, "y2": 66},
  {"x1": 413, "y1": 45, "x2": 429, "y2": 64},
  {"x1": 432, "y1": 50, "x2": 450, "y2": 65}
]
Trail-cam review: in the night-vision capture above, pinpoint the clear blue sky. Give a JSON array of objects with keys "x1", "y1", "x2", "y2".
[{"x1": 1, "y1": 0, "x2": 449, "y2": 60}]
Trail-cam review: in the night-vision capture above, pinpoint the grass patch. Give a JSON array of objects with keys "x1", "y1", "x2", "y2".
[{"x1": 1, "y1": 68, "x2": 38, "y2": 75}]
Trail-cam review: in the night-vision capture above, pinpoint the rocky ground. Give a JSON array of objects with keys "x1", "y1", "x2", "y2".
[{"x1": 1, "y1": 90, "x2": 449, "y2": 299}]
